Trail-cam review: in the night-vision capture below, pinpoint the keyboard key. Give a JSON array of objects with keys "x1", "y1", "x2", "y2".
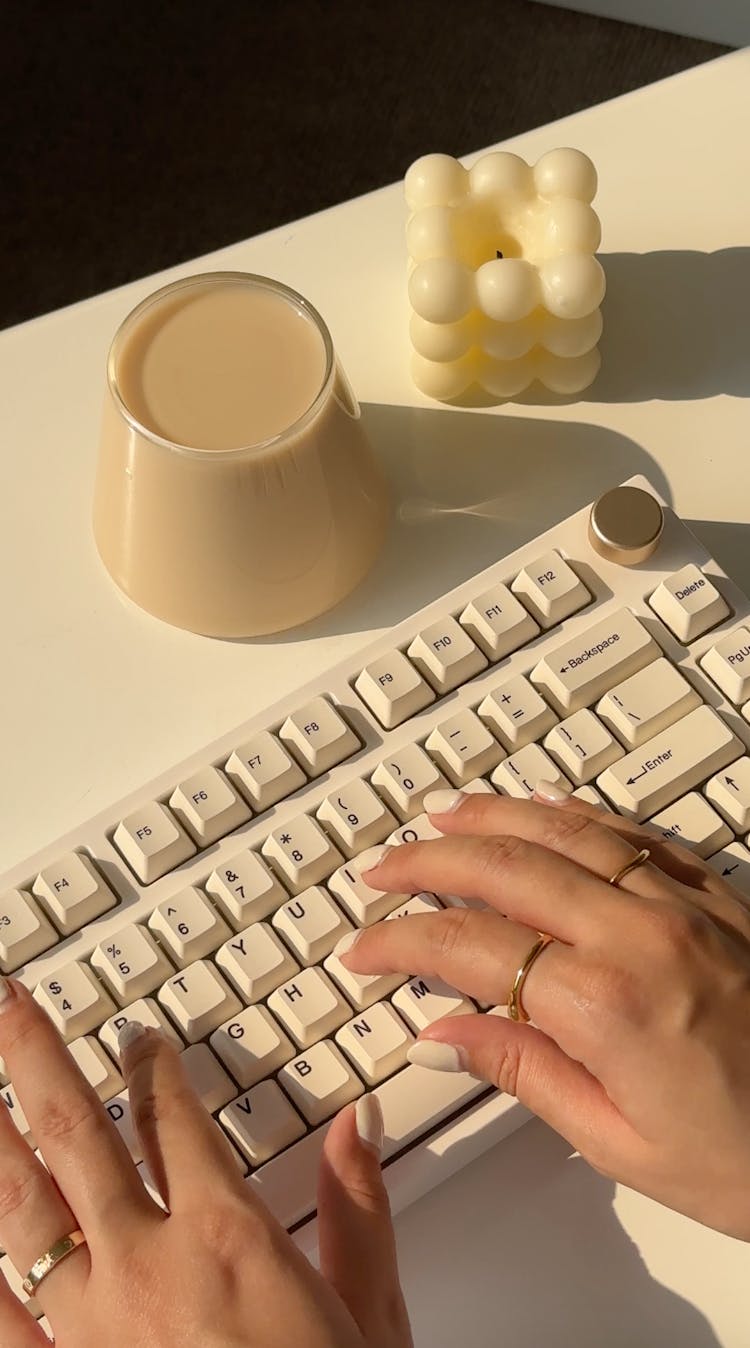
[
  {"x1": 179, "y1": 1044, "x2": 237, "y2": 1112},
  {"x1": 34, "y1": 962, "x2": 115, "y2": 1040},
  {"x1": 105, "y1": 1091, "x2": 142, "y2": 1161},
  {"x1": 169, "y1": 767, "x2": 250, "y2": 847},
  {"x1": 544, "y1": 709, "x2": 623, "y2": 786},
  {"x1": 371, "y1": 744, "x2": 448, "y2": 821},
  {"x1": 354, "y1": 651, "x2": 435, "y2": 729},
  {"x1": 267, "y1": 967, "x2": 350, "y2": 1049},
  {"x1": 491, "y1": 743, "x2": 570, "y2": 799},
  {"x1": 249, "y1": 1122, "x2": 331, "y2": 1226},
  {"x1": 324, "y1": 950, "x2": 405, "y2": 1011},
  {"x1": 375, "y1": 1063, "x2": 487, "y2": 1161},
  {"x1": 158, "y1": 961, "x2": 241, "y2": 1042},
  {"x1": 272, "y1": 886, "x2": 352, "y2": 965},
  {"x1": 210, "y1": 1005, "x2": 295, "y2": 1089},
  {"x1": 280, "y1": 696, "x2": 360, "y2": 776},
  {"x1": 225, "y1": 731, "x2": 306, "y2": 812},
  {"x1": 0, "y1": 888, "x2": 56, "y2": 973},
  {"x1": 478, "y1": 675, "x2": 557, "y2": 751},
  {"x1": 149, "y1": 887, "x2": 231, "y2": 967},
  {"x1": 649, "y1": 792, "x2": 733, "y2": 859},
  {"x1": 113, "y1": 801, "x2": 196, "y2": 884},
  {"x1": 328, "y1": 859, "x2": 407, "y2": 925},
  {"x1": 425, "y1": 708, "x2": 504, "y2": 785},
  {"x1": 278, "y1": 1040, "x2": 363, "y2": 1126},
  {"x1": 649, "y1": 565, "x2": 730, "y2": 643},
  {"x1": 68, "y1": 1036, "x2": 123, "y2": 1102},
  {"x1": 91, "y1": 924, "x2": 174, "y2": 1003},
  {"x1": 215, "y1": 923, "x2": 298, "y2": 1002},
  {"x1": 262, "y1": 816, "x2": 343, "y2": 894},
  {"x1": 511, "y1": 551, "x2": 590, "y2": 628},
  {"x1": 597, "y1": 706, "x2": 743, "y2": 821},
  {"x1": 572, "y1": 784, "x2": 607, "y2": 806},
  {"x1": 704, "y1": 759, "x2": 750, "y2": 832},
  {"x1": 0, "y1": 1083, "x2": 32, "y2": 1141},
  {"x1": 386, "y1": 815, "x2": 443, "y2": 846},
  {"x1": 392, "y1": 975, "x2": 474, "y2": 1031},
  {"x1": 386, "y1": 894, "x2": 443, "y2": 919},
  {"x1": 705, "y1": 842, "x2": 750, "y2": 894},
  {"x1": 459, "y1": 582, "x2": 540, "y2": 661},
  {"x1": 596, "y1": 657, "x2": 701, "y2": 749},
  {"x1": 32, "y1": 852, "x2": 117, "y2": 935},
  {"x1": 220, "y1": 1080, "x2": 306, "y2": 1165},
  {"x1": 531, "y1": 607, "x2": 660, "y2": 714},
  {"x1": 700, "y1": 627, "x2": 750, "y2": 705},
  {"x1": 317, "y1": 779, "x2": 397, "y2": 856},
  {"x1": 99, "y1": 997, "x2": 183, "y2": 1060},
  {"x1": 205, "y1": 851, "x2": 287, "y2": 929},
  {"x1": 336, "y1": 1000, "x2": 414, "y2": 1084},
  {"x1": 407, "y1": 617, "x2": 487, "y2": 695}
]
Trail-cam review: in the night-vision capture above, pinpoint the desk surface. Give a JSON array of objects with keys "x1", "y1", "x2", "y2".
[{"x1": 2, "y1": 47, "x2": 750, "y2": 1346}]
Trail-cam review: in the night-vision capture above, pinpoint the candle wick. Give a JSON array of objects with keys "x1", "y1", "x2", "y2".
[{"x1": 496, "y1": 249, "x2": 504, "y2": 259}]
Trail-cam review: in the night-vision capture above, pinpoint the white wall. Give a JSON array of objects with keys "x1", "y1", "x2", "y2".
[{"x1": 528, "y1": 1, "x2": 750, "y2": 46}]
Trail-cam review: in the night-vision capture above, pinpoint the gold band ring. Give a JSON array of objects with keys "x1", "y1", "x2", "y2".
[
  {"x1": 609, "y1": 847, "x2": 651, "y2": 888},
  {"x1": 22, "y1": 1230, "x2": 87, "y2": 1297},
  {"x1": 508, "y1": 932, "x2": 555, "y2": 1023}
]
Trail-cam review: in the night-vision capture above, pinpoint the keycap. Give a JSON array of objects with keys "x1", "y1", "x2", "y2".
[
  {"x1": 544, "y1": 709, "x2": 623, "y2": 786},
  {"x1": 99, "y1": 997, "x2": 183, "y2": 1060},
  {"x1": 478, "y1": 675, "x2": 557, "y2": 751},
  {"x1": 407, "y1": 617, "x2": 487, "y2": 694},
  {"x1": 279, "y1": 1040, "x2": 363, "y2": 1126},
  {"x1": 425, "y1": 708, "x2": 504, "y2": 785},
  {"x1": 596, "y1": 657, "x2": 701, "y2": 749},
  {"x1": 572, "y1": 784, "x2": 607, "y2": 806},
  {"x1": 386, "y1": 893, "x2": 444, "y2": 920},
  {"x1": 371, "y1": 744, "x2": 448, "y2": 821},
  {"x1": 210, "y1": 1005, "x2": 295, "y2": 1089},
  {"x1": 180, "y1": 1044, "x2": 237, "y2": 1112},
  {"x1": 225, "y1": 731, "x2": 306, "y2": 812},
  {"x1": 262, "y1": 816, "x2": 343, "y2": 893},
  {"x1": 113, "y1": 801, "x2": 196, "y2": 884},
  {"x1": 1, "y1": 1253, "x2": 43, "y2": 1318},
  {"x1": 68, "y1": 1036, "x2": 123, "y2": 1102},
  {"x1": 597, "y1": 705, "x2": 743, "y2": 821},
  {"x1": 0, "y1": 888, "x2": 57, "y2": 973},
  {"x1": 531, "y1": 607, "x2": 660, "y2": 714},
  {"x1": 700, "y1": 627, "x2": 750, "y2": 704},
  {"x1": 386, "y1": 815, "x2": 443, "y2": 846},
  {"x1": 205, "y1": 850, "x2": 287, "y2": 929},
  {"x1": 511, "y1": 551, "x2": 590, "y2": 628},
  {"x1": 91, "y1": 924, "x2": 174, "y2": 1002},
  {"x1": 706, "y1": 841, "x2": 750, "y2": 894},
  {"x1": 169, "y1": 767, "x2": 250, "y2": 846},
  {"x1": 34, "y1": 961, "x2": 115, "y2": 1040},
  {"x1": 392, "y1": 975, "x2": 474, "y2": 1031},
  {"x1": 316, "y1": 779, "x2": 397, "y2": 856},
  {"x1": 267, "y1": 967, "x2": 351, "y2": 1049},
  {"x1": 354, "y1": 651, "x2": 435, "y2": 729},
  {"x1": 105, "y1": 1092, "x2": 142, "y2": 1162},
  {"x1": 158, "y1": 961, "x2": 242, "y2": 1042},
  {"x1": 491, "y1": 744, "x2": 570, "y2": 799},
  {"x1": 279, "y1": 696, "x2": 360, "y2": 776},
  {"x1": 328, "y1": 859, "x2": 407, "y2": 925},
  {"x1": 459, "y1": 582, "x2": 540, "y2": 661},
  {"x1": 0, "y1": 1084, "x2": 32, "y2": 1141},
  {"x1": 336, "y1": 1000, "x2": 414, "y2": 1084},
  {"x1": 148, "y1": 887, "x2": 231, "y2": 967},
  {"x1": 705, "y1": 759, "x2": 750, "y2": 831},
  {"x1": 649, "y1": 565, "x2": 730, "y2": 643},
  {"x1": 137, "y1": 1160, "x2": 167, "y2": 1211},
  {"x1": 272, "y1": 886, "x2": 352, "y2": 964},
  {"x1": 215, "y1": 923, "x2": 298, "y2": 1002},
  {"x1": 32, "y1": 852, "x2": 117, "y2": 935},
  {"x1": 219, "y1": 1080, "x2": 306, "y2": 1165},
  {"x1": 649, "y1": 792, "x2": 733, "y2": 859},
  {"x1": 324, "y1": 950, "x2": 405, "y2": 1011}
]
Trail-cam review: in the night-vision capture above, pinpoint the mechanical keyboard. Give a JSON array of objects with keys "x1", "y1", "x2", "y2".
[{"x1": 3, "y1": 473, "x2": 750, "y2": 1315}]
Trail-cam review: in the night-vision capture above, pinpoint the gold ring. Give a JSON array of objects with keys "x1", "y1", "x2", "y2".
[
  {"x1": 609, "y1": 847, "x2": 651, "y2": 888},
  {"x1": 22, "y1": 1230, "x2": 87, "y2": 1297},
  {"x1": 508, "y1": 932, "x2": 555, "y2": 1023}
]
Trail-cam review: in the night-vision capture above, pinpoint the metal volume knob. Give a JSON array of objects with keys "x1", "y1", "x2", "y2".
[{"x1": 588, "y1": 486, "x2": 664, "y2": 566}]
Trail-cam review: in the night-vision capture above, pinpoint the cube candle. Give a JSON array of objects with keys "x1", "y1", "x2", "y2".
[{"x1": 405, "y1": 148, "x2": 605, "y2": 400}]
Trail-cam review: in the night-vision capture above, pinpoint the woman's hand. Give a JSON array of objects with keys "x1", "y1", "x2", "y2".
[
  {"x1": 338, "y1": 785, "x2": 750, "y2": 1241},
  {"x1": 0, "y1": 981, "x2": 413, "y2": 1348}
]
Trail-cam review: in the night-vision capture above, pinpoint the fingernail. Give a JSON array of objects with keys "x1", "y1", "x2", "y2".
[
  {"x1": 407, "y1": 1040, "x2": 466, "y2": 1072},
  {"x1": 333, "y1": 929, "x2": 364, "y2": 960},
  {"x1": 534, "y1": 779, "x2": 573, "y2": 804},
  {"x1": 423, "y1": 789, "x2": 465, "y2": 815},
  {"x1": 354, "y1": 844, "x2": 391, "y2": 875},
  {"x1": 118, "y1": 1021, "x2": 148, "y2": 1054},
  {"x1": 0, "y1": 976, "x2": 13, "y2": 1011},
  {"x1": 355, "y1": 1095, "x2": 384, "y2": 1156}
]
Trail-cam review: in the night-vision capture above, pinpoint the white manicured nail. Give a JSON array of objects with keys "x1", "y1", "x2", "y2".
[
  {"x1": 0, "y1": 977, "x2": 12, "y2": 1010},
  {"x1": 354, "y1": 844, "x2": 391, "y2": 875},
  {"x1": 355, "y1": 1095, "x2": 384, "y2": 1156},
  {"x1": 534, "y1": 779, "x2": 573, "y2": 804},
  {"x1": 118, "y1": 1020, "x2": 148, "y2": 1054},
  {"x1": 423, "y1": 789, "x2": 465, "y2": 814},
  {"x1": 333, "y1": 929, "x2": 363, "y2": 960},
  {"x1": 407, "y1": 1040, "x2": 465, "y2": 1072}
]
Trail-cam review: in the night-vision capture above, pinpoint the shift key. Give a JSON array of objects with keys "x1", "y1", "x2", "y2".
[{"x1": 597, "y1": 706, "x2": 743, "y2": 821}]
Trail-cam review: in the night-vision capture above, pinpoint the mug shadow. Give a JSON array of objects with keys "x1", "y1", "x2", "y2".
[{"x1": 687, "y1": 519, "x2": 750, "y2": 598}]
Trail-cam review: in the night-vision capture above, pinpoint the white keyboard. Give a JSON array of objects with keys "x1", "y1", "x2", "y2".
[{"x1": 4, "y1": 473, "x2": 750, "y2": 1301}]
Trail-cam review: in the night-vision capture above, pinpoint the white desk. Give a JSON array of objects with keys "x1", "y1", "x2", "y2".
[{"x1": 2, "y1": 47, "x2": 750, "y2": 1346}]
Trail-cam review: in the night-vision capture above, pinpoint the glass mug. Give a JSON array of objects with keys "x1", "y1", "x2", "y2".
[{"x1": 93, "y1": 272, "x2": 390, "y2": 637}]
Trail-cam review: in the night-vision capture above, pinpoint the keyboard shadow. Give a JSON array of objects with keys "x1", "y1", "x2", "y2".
[{"x1": 687, "y1": 518, "x2": 750, "y2": 597}]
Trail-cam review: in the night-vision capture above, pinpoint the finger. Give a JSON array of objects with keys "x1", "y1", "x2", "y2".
[
  {"x1": 120, "y1": 1023, "x2": 245, "y2": 1212},
  {"x1": 0, "y1": 980, "x2": 153, "y2": 1245},
  {"x1": 318, "y1": 1097, "x2": 412, "y2": 1347},
  {"x1": 0, "y1": 1273, "x2": 48, "y2": 1348}
]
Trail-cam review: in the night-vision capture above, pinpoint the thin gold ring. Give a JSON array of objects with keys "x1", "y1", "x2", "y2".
[
  {"x1": 22, "y1": 1230, "x2": 87, "y2": 1297},
  {"x1": 507, "y1": 932, "x2": 555, "y2": 1023},
  {"x1": 609, "y1": 847, "x2": 651, "y2": 888}
]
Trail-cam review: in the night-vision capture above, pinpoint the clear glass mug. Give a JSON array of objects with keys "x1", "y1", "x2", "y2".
[{"x1": 93, "y1": 272, "x2": 390, "y2": 637}]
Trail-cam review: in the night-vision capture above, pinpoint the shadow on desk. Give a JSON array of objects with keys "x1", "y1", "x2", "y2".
[{"x1": 688, "y1": 519, "x2": 750, "y2": 597}]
